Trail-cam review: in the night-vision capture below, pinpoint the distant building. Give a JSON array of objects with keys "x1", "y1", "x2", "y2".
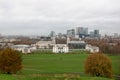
[
  {"x1": 11, "y1": 44, "x2": 36, "y2": 53},
  {"x1": 67, "y1": 37, "x2": 86, "y2": 49},
  {"x1": 53, "y1": 44, "x2": 69, "y2": 53},
  {"x1": 114, "y1": 33, "x2": 119, "y2": 38},
  {"x1": 89, "y1": 29, "x2": 100, "y2": 38},
  {"x1": 67, "y1": 29, "x2": 75, "y2": 37},
  {"x1": 52, "y1": 36, "x2": 69, "y2": 53},
  {"x1": 76, "y1": 27, "x2": 88, "y2": 38},
  {"x1": 94, "y1": 29, "x2": 100, "y2": 37},
  {"x1": 85, "y1": 44, "x2": 99, "y2": 53},
  {"x1": 39, "y1": 36, "x2": 51, "y2": 41},
  {"x1": 89, "y1": 31, "x2": 94, "y2": 37},
  {"x1": 0, "y1": 42, "x2": 14, "y2": 48},
  {"x1": 58, "y1": 33, "x2": 62, "y2": 38},
  {"x1": 57, "y1": 33, "x2": 67, "y2": 39},
  {"x1": 36, "y1": 40, "x2": 54, "y2": 49},
  {"x1": 49, "y1": 31, "x2": 56, "y2": 37}
]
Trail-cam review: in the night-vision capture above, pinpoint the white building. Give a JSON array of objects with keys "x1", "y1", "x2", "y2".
[
  {"x1": 36, "y1": 41, "x2": 52, "y2": 49},
  {"x1": 53, "y1": 44, "x2": 69, "y2": 53},
  {"x1": 85, "y1": 44, "x2": 99, "y2": 53},
  {"x1": 36, "y1": 37, "x2": 55, "y2": 49},
  {"x1": 11, "y1": 44, "x2": 36, "y2": 54},
  {"x1": 67, "y1": 37, "x2": 86, "y2": 49}
]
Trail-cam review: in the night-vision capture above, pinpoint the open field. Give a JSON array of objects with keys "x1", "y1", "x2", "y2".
[
  {"x1": 0, "y1": 51, "x2": 120, "y2": 80},
  {"x1": 0, "y1": 74, "x2": 113, "y2": 80},
  {"x1": 22, "y1": 53, "x2": 120, "y2": 75},
  {"x1": 22, "y1": 53, "x2": 87, "y2": 74}
]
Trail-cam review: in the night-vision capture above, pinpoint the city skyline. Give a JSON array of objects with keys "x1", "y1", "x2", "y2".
[{"x1": 0, "y1": 0, "x2": 120, "y2": 36}]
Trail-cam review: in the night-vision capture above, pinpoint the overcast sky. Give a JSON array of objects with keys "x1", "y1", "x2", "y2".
[{"x1": 0, "y1": 0, "x2": 120, "y2": 36}]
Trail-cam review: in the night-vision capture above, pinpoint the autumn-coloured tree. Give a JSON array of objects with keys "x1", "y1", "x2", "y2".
[
  {"x1": 85, "y1": 53, "x2": 113, "y2": 78},
  {"x1": 0, "y1": 48, "x2": 22, "y2": 74}
]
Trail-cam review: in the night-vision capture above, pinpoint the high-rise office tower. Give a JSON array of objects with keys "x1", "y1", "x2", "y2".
[
  {"x1": 67, "y1": 29, "x2": 75, "y2": 37},
  {"x1": 94, "y1": 30, "x2": 99, "y2": 37},
  {"x1": 76, "y1": 27, "x2": 88, "y2": 38},
  {"x1": 49, "y1": 31, "x2": 56, "y2": 37}
]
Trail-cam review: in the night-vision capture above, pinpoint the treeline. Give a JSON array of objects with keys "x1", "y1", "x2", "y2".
[
  {"x1": 12, "y1": 39, "x2": 39, "y2": 45},
  {"x1": 85, "y1": 39, "x2": 120, "y2": 55}
]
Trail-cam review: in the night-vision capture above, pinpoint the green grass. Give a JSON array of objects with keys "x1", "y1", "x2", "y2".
[
  {"x1": 108, "y1": 55, "x2": 120, "y2": 75},
  {"x1": 22, "y1": 53, "x2": 120, "y2": 75},
  {"x1": 0, "y1": 51, "x2": 120, "y2": 80},
  {"x1": 12, "y1": 74, "x2": 113, "y2": 80},
  {"x1": 22, "y1": 53, "x2": 87, "y2": 74},
  {"x1": 0, "y1": 74, "x2": 114, "y2": 80},
  {"x1": 0, "y1": 74, "x2": 16, "y2": 80}
]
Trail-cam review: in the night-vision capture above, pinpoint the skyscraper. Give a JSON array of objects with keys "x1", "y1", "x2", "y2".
[
  {"x1": 89, "y1": 31, "x2": 94, "y2": 37},
  {"x1": 76, "y1": 27, "x2": 88, "y2": 35},
  {"x1": 76, "y1": 27, "x2": 88, "y2": 38},
  {"x1": 89, "y1": 29, "x2": 100, "y2": 38},
  {"x1": 49, "y1": 31, "x2": 56, "y2": 37},
  {"x1": 67, "y1": 29, "x2": 75, "y2": 37},
  {"x1": 94, "y1": 30, "x2": 100, "y2": 37}
]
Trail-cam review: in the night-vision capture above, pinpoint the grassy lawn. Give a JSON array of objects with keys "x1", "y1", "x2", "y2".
[
  {"x1": 22, "y1": 53, "x2": 120, "y2": 75},
  {"x1": 0, "y1": 74, "x2": 16, "y2": 80},
  {"x1": 0, "y1": 51, "x2": 119, "y2": 80},
  {"x1": 0, "y1": 73, "x2": 113, "y2": 80},
  {"x1": 108, "y1": 54, "x2": 120, "y2": 75},
  {"x1": 22, "y1": 53, "x2": 87, "y2": 74}
]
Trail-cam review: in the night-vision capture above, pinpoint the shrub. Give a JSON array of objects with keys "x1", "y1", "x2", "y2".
[
  {"x1": 85, "y1": 53, "x2": 113, "y2": 78},
  {"x1": 0, "y1": 48, "x2": 22, "y2": 74}
]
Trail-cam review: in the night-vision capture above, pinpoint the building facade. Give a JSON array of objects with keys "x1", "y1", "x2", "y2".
[
  {"x1": 94, "y1": 29, "x2": 100, "y2": 37},
  {"x1": 53, "y1": 44, "x2": 69, "y2": 53},
  {"x1": 11, "y1": 44, "x2": 36, "y2": 53},
  {"x1": 76, "y1": 27, "x2": 88, "y2": 38},
  {"x1": 67, "y1": 37, "x2": 86, "y2": 49},
  {"x1": 49, "y1": 31, "x2": 56, "y2": 37},
  {"x1": 85, "y1": 44, "x2": 99, "y2": 53},
  {"x1": 67, "y1": 29, "x2": 75, "y2": 37}
]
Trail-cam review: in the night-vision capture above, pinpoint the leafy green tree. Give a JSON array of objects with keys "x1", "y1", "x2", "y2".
[
  {"x1": 0, "y1": 48, "x2": 22, "y2": 74},
  {"x1": 85, "y1": 53, "x2": 113, "y2": 78}
]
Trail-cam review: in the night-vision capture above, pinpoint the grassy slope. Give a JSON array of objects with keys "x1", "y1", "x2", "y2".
[
  {"x1": 22, "y1": 53, "x2": 87, "y2": 74},
  {"x1": 108, "y1": 54, "x2": 120, "y2": 75},
  {"x1": 13, "y1": 75, "x2": 113, "y2": 80},
  {"x1": 0, "y1": 74, "x2": 16, "y2": 80},
  {"x1": 0, "y1": 51, "x2": 119, "y2": 80},
  {"x1": 0, "y1": 74, "x2": 114, "y2": 80},
  {"x1": 22, "y1": 53, "x2": 120, "y2": 75}
]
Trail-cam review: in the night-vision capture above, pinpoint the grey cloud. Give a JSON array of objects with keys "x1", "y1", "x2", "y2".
[{"x1": 0, "y1": 0, "x2": 120, "y2": 35}]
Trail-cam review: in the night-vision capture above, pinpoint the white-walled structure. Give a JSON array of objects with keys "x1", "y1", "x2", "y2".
[
  {"x1": 11, "y1": 44, "x2": 36, "y2": 53},
  {"x1": 36, "y1": 41, "x2": 53, "y2": 49},
  {"x1": 53, "y1": 44, "x2": 69, "y2": 53},
  {"x1": 85, "y1": 44, "x2": 99, "y2": 53},
  {"x1": 36, "y1": 37, "x2": 55, "y2": 49}
]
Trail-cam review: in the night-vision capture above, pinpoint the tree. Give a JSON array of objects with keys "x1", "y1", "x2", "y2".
[
  {"x1": 85, "y1": 53, "x2": 113, "y2": 78},
  {"x1": 0, "y1": 48, "x2": 22, "y2": 74}
]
